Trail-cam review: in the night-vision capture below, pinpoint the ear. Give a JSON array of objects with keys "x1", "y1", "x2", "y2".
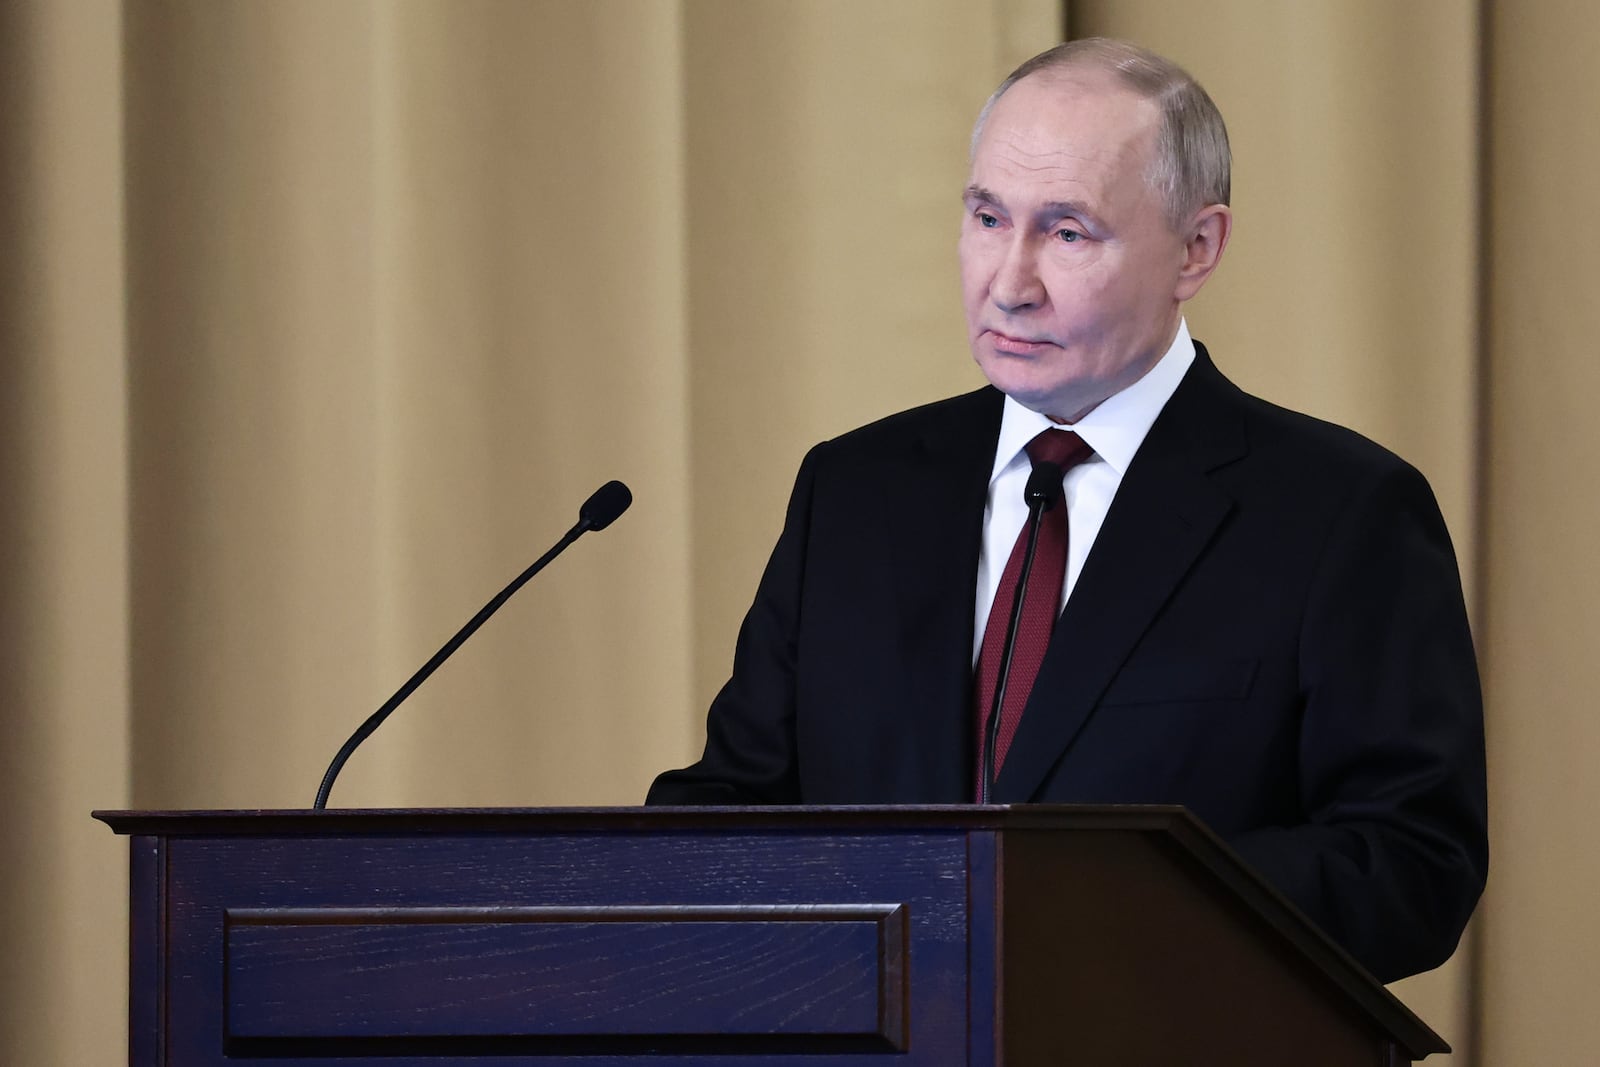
[{"x1": 1174, "y1": 204, "x2": 1232, "y2": 301}]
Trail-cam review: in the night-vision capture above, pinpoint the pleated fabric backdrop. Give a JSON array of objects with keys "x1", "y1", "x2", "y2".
[{"x1": 1, "y1": 1, "x2": 1594, "y2": 1063}]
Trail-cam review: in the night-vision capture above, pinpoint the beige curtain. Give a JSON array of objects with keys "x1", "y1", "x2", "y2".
[
  {"x1": 1480, "y1": 4, "x2": 1600, "y2": 1064},
  {"x1": 0, "y1": 3, "x2": 129, "y2": 1063},
  {"x1": 2, "y1": 1, "x2": 1594, "y2": 1063}
]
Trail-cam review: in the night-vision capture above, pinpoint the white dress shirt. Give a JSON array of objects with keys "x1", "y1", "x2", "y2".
[{"x1": 972, "y1": 320, "x2": 1197, "y2": 664}]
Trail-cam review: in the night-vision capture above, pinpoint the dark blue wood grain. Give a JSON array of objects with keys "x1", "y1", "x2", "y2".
[
  {"x1": 167, "y1": 830, "x2": 969, "y2": 1065},
  {"x1": 964, "y1": 831, "x2": 998, "y2": 1064},
  {"x1": 225, "y1": 906, "x2": 899, "y2": 1041},
  {"x1": 128, "y1": 835, "x2": 164, "y2": 1067}
]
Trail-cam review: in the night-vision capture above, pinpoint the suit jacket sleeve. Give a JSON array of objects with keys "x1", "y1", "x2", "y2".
[
  {"x1": 645, "y1": 447, "x2": 818, "y2": 804},
  {"x1": 1228, "y1": 458, "x2": 1487, "y2": 983}
]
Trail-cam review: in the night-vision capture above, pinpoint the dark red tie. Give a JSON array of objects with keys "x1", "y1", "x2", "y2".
[{"x1": 974, "y1": 429, "x2": 1094, "y2": 795}]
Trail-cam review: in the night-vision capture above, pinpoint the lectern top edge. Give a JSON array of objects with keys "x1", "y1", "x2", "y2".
[{"x1": 93, "y1": 802, "x2": 1191, "y2": 836}]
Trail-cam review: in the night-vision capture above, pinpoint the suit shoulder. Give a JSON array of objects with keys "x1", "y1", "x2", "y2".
[
  {"x1": 812, "y1": 386, "x2": 1001, "y2": 458},
  {"x1": 1231, "y1": 385, "x2": 1423, "y2": 484},
  {"x1": 1186, "y1": 344, "x2": 1420, "y2": 483}
]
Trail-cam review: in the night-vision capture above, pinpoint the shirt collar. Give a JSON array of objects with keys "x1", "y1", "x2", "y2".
[{"x1": 989, "y1": 319, "x2": 1196, "y2": 484}]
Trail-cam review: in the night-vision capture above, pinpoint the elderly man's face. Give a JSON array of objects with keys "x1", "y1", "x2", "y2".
[{"x1": 960, "y1": 72, "x2": 1191, "y2": 423}]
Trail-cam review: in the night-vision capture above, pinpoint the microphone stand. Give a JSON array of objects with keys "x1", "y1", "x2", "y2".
[{"x1": 312, "y1": 481, "x2": 631, "y2": 810}]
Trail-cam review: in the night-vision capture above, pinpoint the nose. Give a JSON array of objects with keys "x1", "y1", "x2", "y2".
[{"x1": 991, "y1": 234, "x2": 1045, "y2": 313}]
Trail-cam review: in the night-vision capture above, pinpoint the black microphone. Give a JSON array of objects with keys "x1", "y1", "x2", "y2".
[
  {"x1": 1024, "y1": 461, "x2": 1065, "y2": 512},
  {"x1": 312, "y1": 480, "x2": 633, "y2": 810},
  {"x1": 981, "y1": 462, "x2": 1063, "y2": 803},
  {"x1": 579, "y1": 479, "x2": 631, "y2": 531}
]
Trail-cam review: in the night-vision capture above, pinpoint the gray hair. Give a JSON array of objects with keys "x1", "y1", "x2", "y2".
[{"x1": 972, "y1": 38, "x2": 1231, "y2": 231}]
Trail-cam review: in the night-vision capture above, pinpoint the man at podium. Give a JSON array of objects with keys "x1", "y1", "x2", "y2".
[{"x1": 648, "y1": 39, "x2": 1487, "y2": 986}]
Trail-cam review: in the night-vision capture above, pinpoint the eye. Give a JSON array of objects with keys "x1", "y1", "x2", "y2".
[
  {"x1": 1056, "y1": 228, "x2": 1082, "y2": 243},
  {"x1": 977, "y1": 212, "x2": 999, "y2": 228}
]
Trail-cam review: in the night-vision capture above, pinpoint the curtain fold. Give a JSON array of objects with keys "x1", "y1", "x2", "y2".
[
  {"x1": 1479, "y1": 3, "x2": 1600, "y2": 1063},
  {"x1": 0, "y1": 2, "x2": 129, "y2": 1063}
]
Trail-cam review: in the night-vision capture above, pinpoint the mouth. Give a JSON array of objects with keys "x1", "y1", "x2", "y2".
[{"x1": 985, "y1": 330, "x2": 1055, "y2": 356}]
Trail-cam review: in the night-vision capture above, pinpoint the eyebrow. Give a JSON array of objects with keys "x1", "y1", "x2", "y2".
[
  {"x1": 963, "y1": 184, "x2": 1004, "y2": 208},
  {"x1": 963, "y1": 185, "x2": 1104, "y2": 229}
]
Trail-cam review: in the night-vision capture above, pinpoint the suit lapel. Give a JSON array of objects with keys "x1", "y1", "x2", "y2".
[
  {"x1": 994, "y1": 349, "x2": 1248, "y2": 801},
  {"x1": 883, "y1": 388, "x2": 1002, "y2": 799}
]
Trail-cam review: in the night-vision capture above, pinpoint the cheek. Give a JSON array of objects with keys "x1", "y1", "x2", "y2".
[
  {"x1": 1038, "y1": 262, "x2": 1106, "y2": 316},
  {"x1": 958, "y1": 250, "x2": 991, "y2": 307},
  {"x1": 1044, "y1": 258, "x2": 1132, "y2": 315}
]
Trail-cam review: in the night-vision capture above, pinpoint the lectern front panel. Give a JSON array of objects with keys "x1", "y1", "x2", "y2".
[{"x1": 160, "y1": 827, "x2": 973, "y2": 1065}]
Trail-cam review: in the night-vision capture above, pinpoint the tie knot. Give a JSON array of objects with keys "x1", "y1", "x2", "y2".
[{"x1": 1025, "y1": 429, "x2": 1093, "y2": 472}]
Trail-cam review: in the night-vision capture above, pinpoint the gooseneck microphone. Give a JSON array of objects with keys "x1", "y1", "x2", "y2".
[
  {"x1": 312, "y1": 480, "x2": 633, "y2": 810},
  {"x1": 980, "y1": 462, "x2": 1064, "y2": 804}
]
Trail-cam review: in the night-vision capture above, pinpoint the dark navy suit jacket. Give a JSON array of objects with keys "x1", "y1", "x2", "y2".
[{"x1": 648, "y1": 344, "x2": 1488, "y2": 983}]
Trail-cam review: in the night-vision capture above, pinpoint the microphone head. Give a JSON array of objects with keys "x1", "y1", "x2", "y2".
[
  {"x1": 1024, "y1": 462, "x2": 1064, "y2": 512},
  {"x1": 579, "y1": 480, "x2": 633, "y2": 531}
]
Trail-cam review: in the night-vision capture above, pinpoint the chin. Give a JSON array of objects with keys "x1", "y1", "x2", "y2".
[{"x1": 975, "y1": 356, "x2": 1075, "y2": 417}]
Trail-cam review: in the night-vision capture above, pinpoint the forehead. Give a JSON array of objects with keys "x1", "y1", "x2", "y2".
[{"x1": 971, "y1": 72, "x2": 1159, "y2": 204}]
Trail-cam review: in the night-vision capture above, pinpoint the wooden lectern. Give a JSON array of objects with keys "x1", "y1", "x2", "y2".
[{"x1": 96, "y1": 805, "x2": 1446, "y2": 1065}]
